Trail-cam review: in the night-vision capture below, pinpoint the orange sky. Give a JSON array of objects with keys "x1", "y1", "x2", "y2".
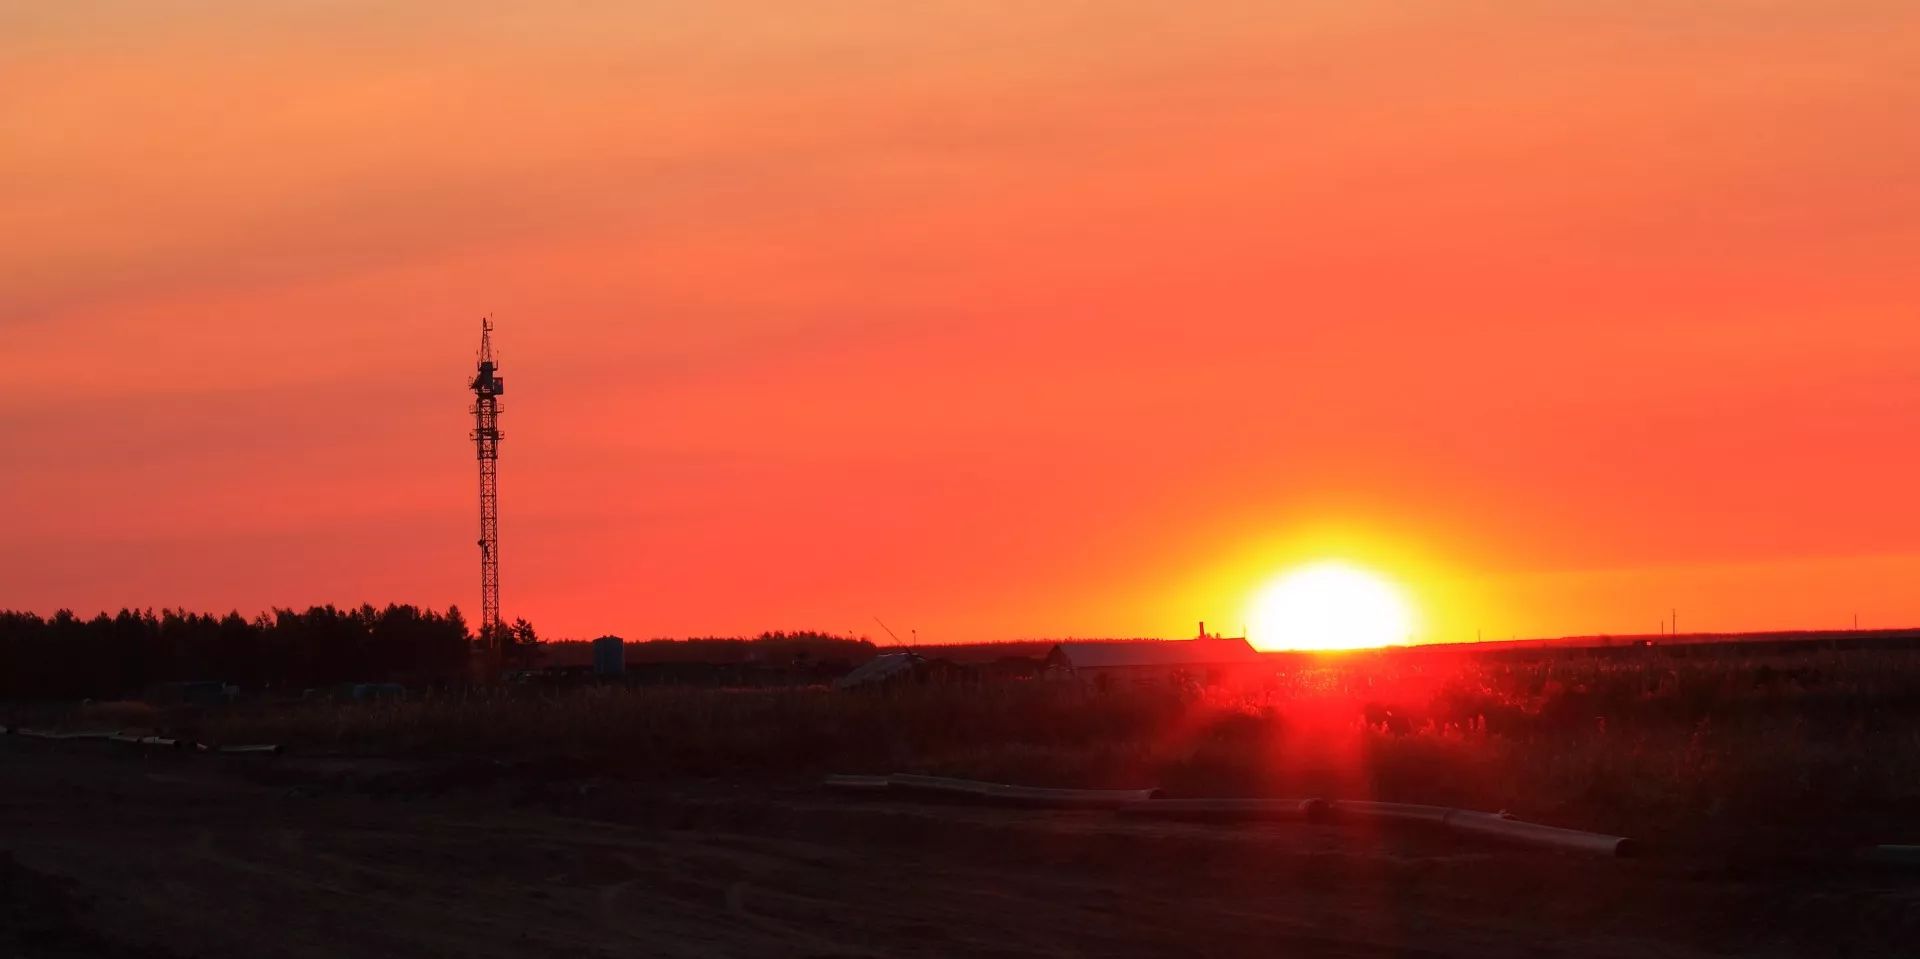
[{"x1": 4, "y1": 2, "x2": 1918, "y2": 644}]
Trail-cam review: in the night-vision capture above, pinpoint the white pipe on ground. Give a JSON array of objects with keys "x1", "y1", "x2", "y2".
[
  {"x1": 822, "y1": 774, "x2": 892, "y2": 792},
  {"x1": 1336, "y1": 801, "x2": 1634, "y2": 857},
  {"x1": 1328, "y1": 800, "x2": 1456, "y2": 824},
  {"x1": 15, "y1": 728, "x2": 112, "y2": 740},
  {"x1": 884, "y1": 774, "x2": 1159, "y2": 807},
  {"x1": 1116, "y1": 798, "x2": 1329, "y2": 821},
  {"x1": 828, "y1": 777, "x2": 1639, "y2": 856},
  {"x1": 1443, "y1": 810, "x2": 1636, "y2": 857},
  {"x1": 886, "y1": 774, "x2": 997, "y2": 798},
  {"x1": 980, "y1": 782, "x2": 1163, "y2": 808}
]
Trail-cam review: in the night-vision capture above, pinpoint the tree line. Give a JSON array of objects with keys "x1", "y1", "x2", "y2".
[
  {"x1": 0, "y1": 605, "x2": 477, "y2": 701},
  {"x1": 540, "y1": 631, "x2": 877, "y2": 668}
]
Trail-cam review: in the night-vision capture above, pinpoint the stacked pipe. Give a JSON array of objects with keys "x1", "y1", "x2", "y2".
[{"x1": 825, "y1": 773, "x2": 1637, "y2": 858}]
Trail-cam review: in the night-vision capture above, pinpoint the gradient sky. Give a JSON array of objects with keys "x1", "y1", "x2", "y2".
[{"x1": 4, "y1": 1, "x2": 1918, "y2": 644}]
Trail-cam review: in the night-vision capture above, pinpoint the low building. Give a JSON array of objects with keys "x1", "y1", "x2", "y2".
[
  {"x1": 1044, "y1": 637, "x2": 1267, "y2": 690},
  {"x1": 832, "y1": 651, "x2": 923, "y2": 690}
]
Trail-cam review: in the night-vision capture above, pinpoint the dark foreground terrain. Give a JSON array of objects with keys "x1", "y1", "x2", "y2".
[{"x1": 3, "y1": 738, "x2": 1916, "y2": 958}]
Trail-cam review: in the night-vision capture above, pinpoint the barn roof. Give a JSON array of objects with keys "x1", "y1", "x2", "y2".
[{"x1": 1048, "y1": 637, "x2": 1263, "y2": 669}]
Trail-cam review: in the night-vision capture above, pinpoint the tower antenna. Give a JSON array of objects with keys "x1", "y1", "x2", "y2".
[{"x1": 470, "y1": 317, "x2": 506, "y2": 665}]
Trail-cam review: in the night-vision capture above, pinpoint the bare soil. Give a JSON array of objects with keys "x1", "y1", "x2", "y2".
[{"x1": 1, "y1": 738, "x2": 1912, "y2": 958}]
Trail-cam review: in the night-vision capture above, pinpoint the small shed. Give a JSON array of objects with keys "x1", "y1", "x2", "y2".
[{"x1": 1044, "y1": 638, "x2": 1267, "y2": 689}]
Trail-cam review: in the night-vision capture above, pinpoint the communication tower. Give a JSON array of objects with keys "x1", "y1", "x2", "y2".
[{"x1": 470, "y1": 318, "x2": 505, "y2": 651}]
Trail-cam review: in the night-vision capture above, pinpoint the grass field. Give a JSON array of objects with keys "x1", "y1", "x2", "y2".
[
  {"x1": 174, "y1": 641, "x2": 1920, "y2": 856},
  {"x1": 10, "y1": 639, "x2": 1920, "y2": 956}
]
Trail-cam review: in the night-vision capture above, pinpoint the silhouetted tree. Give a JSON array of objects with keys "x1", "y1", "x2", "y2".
[{"x1": 504, "y1": 617, "x2": 541, "y2": 669}]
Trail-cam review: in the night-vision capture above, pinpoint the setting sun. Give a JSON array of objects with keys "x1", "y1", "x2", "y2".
[{"x1": 1247, "y1": 562, "x2": 1416, "y2": 651}]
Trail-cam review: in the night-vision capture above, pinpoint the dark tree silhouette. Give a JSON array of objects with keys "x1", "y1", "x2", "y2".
[
  {"x1": 0, "y1": 604, "x2": 477, "y2": 701},
  {"x1": 504, "y1": 617, "x2": 541, "y2": 669}
]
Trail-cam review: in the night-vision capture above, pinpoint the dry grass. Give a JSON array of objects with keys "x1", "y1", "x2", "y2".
[
  {"x1": 75, "y1": 700, "x2": 163, "y2": 729},
  {"x1": 191, "y1": 644, "x2": 1920, "y2": 850}
]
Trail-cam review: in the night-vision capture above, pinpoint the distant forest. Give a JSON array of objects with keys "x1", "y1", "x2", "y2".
[
  {"x1": 0, "y1": 605, "x2": 478, "y2": 701},
  {"x1": 0, "y1": 609, "x2": 888, "y2": 701},
  {"x1": 542, "y1": 632, "x2": 878, "y2": 668}
]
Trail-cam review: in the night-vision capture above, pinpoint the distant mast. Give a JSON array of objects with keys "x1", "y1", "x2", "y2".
[{"x1": 470, "y1": 318, "x2": 505, "y2": 660}]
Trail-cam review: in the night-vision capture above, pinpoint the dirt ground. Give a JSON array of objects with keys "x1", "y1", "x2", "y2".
[{"x1": 1, "y1": 739, "x2": 1913, "y2": 958}]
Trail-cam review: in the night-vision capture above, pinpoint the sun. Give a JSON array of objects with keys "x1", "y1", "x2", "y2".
[{"x1": 1246, "y1": 561, "x2": 1416, "y2": 651}]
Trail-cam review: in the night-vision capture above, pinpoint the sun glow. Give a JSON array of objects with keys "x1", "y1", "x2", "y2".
[{"x1": 1247, "y1": 561, "x2": 1416, "y2": 651}]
